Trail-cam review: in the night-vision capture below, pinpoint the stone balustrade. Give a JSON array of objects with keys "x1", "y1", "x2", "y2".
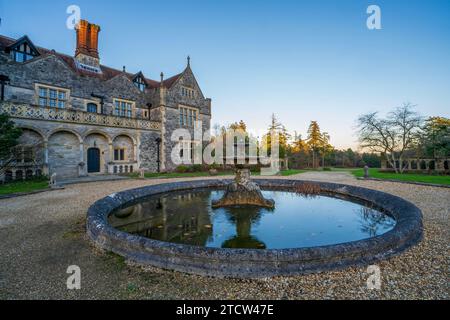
[
  {"x1": 0, "y1": 102, "x2": 161, "y2": 131},
  {"x1": 381, "y1": 158, "x2": 450, "y2": 172}
]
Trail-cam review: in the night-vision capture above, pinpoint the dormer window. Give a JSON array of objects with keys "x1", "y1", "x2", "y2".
[
  {"x1": 133, "y1": 75, "x2": 146, "y2": 92},
  {"x1": 8, "y1": 37, "x2": 39, "y2": 63}
]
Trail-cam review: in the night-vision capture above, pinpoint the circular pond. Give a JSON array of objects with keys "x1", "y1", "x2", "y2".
[
  {"x1": 87, "y1": 179, "x2": 423, "y2": 278},
  {"x1": 109, "y1": 189, "x2": 396, "y2": 250}
]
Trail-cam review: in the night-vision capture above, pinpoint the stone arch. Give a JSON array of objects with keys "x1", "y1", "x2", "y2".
[
  {"x1": 17, "y1": 128, "x2": 46, "y2": 164},
  {"x1": 420, "y1": 160, "x2": 427, "y2": 170},
  {"x1": 4, "y1": 170, "x2": 13, "y2": 182},
  {"x1": 83, "y1": 130, "x2": 112, "y2": 144},
  {"x1": 48, "y1": 128, "x2": 83, "y2": 144},
  {"x1": 112, "y1": 132, "x2": 137, "y2": 145},
  {"x1": 15, "y1": 170, "x2": 23, "y2": 180},
  {"x1": 25, "y1": 169, "x2": 34, "y2": 179},
  {"x1": 411, "y1": 160, "x2": 418, "y2": 170},
  {"x1": 84, "y1": 131, "x2": 111, "y2": 174},
  {"x1": 429, "y1": 160, "x2": 435, "y2": 170},
  {"x1": 48, "y1": 130, "x2": 81, "y2": 179},
  {"x1": 444, "y1": 160, "x2": 449, "y2": 170},
  {"x1": 17, "y1": 125, "x2": 47, "y2": 142},
  {"x1": 112, "y1": 134, "x2": 136, "y2": 162}
]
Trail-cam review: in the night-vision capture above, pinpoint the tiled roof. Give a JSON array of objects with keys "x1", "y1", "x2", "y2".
[{"x1": 0, "y1": 34, "x2": 182, "y2": 89}]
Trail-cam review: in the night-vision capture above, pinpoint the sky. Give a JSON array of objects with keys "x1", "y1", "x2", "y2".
[{"x1": 0, "y1": 0, "x2": 449, "y2": 149}]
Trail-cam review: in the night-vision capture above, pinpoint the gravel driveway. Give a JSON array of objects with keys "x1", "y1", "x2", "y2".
[{"x1": 0, "y1": 173, "x2": 448, "y2": 299}]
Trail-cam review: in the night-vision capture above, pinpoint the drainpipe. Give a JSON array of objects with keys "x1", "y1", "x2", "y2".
[
  {"x1": 155, "y1": 137, "x2": 162, "y2": 172},
  {"x1": 0, "y1": 74, "x2": 10, "y2": 101},
  {"x1": 91, "y1": 93, "x2": 105, "y2": 114}
]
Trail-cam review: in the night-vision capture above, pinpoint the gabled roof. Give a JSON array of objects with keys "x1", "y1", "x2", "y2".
[
  {"x1": 162, "y1": 73, "x2": 182, "y2": 88},
  {"x1": 131, "y1": 71, "x2": 145, "y2": 82},
  {"x1": 0, "y1": 34, "x2": 183, "y2": 90},
  {"x1": 5, "y1": 35, "x2": 40, "y2": 56}
]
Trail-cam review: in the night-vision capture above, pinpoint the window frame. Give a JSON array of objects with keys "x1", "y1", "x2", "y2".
[
  {"x1": 181, "y1": 86, "x2": 195, "y2": 98},
  {"x1": 86, "y1": 102, "x2": 99, "y2": 114},
  {"x1": 11, "y1": 42, "x2": 38, "y2": 63},
  {"x1": 113, "y1": 98, "x2": 135, "y2": 118},
  {"x1": 133, "y1": 76, "x2": 147, "y2": 92},
  {"x1": 178, "y1": 105, "x2": 199, "y2": 128},
  {"x1": 114, "y1": 148, "x2": 126, "y2": 162},
  {"x1": 35, "y1": 84, "x2": 70, "y2": 109}
]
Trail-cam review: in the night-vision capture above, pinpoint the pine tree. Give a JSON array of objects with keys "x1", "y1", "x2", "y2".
[
  {"x1": 263, "y1": 114, "x2": 290, "y2": 158},
  {"x1": 307, "y1": 121, "x2": 322, "y2": 168}
]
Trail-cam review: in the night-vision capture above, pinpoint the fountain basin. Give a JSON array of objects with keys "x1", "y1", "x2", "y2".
[{"x1": 86, "y1": 179, "x2": 423, "y2": 278}]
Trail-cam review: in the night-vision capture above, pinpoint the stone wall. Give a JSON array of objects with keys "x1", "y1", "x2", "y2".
[
  {"x1": 161, "y1": 66, "x2": 212, "y2": 171},
  {"x1": 6, "y1": 118, "x2": 161, "y2": 179},
  {"x1": 0, "y1": 53, "x2": 154, "y2": 118},
  {"x1": 0, "y1": 39, "x2": 211, "y2": 176}
]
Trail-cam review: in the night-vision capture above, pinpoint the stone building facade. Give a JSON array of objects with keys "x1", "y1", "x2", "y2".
[{"x1": 0, "y1": 20, "x2": 211, "y2": 181}]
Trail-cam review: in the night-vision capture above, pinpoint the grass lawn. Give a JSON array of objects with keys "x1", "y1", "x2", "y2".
[
  {"x1": 0, "y1": 179, "x2": 49, "y2": 195},
  {"x1": 352, "y1": 168, "x2": 450, "y2": 185},
  {"x1": 280, "y1": 169, "x2": 307, "y2": 176}
]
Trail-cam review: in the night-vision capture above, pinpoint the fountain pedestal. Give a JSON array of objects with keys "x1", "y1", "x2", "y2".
[{"x1": 212, "y1": 167, "x2": 274, "y2": 208}]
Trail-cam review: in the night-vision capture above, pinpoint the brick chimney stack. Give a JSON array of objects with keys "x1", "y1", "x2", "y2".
[
  {"x1": 75, "y1": 20, "x2": 88, "y2": 56},
  {"x1": 88, "y1": 23, "x2": 101, "y2": 58},
  {"x1": 75, "y1": 20, "x2": 101, "y2": 71}
]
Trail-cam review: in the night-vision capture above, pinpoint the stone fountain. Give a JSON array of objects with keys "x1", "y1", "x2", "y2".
[{"x1": 212, "y1": 156, "x2": 274, "y2": 208}]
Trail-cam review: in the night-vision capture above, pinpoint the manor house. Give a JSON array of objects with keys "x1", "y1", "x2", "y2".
[{"x1": 0, "y1": 20, "x2": 211, "y2": 181}]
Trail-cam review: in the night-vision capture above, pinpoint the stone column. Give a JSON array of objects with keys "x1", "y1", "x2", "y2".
[
  {"x1": 108, "y1": 143, "x2": 114, "y2": 174},
  {"x1": 79, "y1": 142, "x2": 85, "y2": 176},
  {"x1": 436, "y1": 159, "x2": 444, "y2": 171},
  {"x1": 43, "y1": 141, "x2": 49, "y2": 175},
  {"x1": 134, "y1": 142, "x2": 138, "y2": 165}
]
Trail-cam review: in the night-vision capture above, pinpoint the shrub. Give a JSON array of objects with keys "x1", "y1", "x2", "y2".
[
  {"x1": 323, "y1": 167, "x2": 332, "y2": 171},
  {"x1": 209, "y1": 163, "x2": 219, "y2": 170},
  {"x1": 175, "y1": 165, "x2": 189, "y2": 173},
  {"x1": 191, "y1": 164, "x2": 203, "y2": 172}
]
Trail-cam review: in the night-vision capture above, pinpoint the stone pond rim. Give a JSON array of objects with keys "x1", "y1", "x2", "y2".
[{"x1": 86, "y1": 179, "x2": 423, "y2": 278}]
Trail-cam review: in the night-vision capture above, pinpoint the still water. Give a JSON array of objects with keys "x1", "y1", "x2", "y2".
[{"x1": 109, "y1": 189, "x2": 396, "y2": 249}]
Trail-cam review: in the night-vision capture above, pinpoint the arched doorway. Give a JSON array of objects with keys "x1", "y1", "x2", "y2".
[{"x1": 87, "y1": 148, "x2": 100, "y2": 173}]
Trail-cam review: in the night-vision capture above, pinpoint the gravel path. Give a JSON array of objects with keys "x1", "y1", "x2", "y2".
[{"x1": 0, "y1": 173, "x2": 448, "y2": 300}]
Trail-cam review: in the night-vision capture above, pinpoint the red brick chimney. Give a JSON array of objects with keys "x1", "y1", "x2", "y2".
[{"x1": 75, "y1": 20, "x2": 100, "y2": 59}]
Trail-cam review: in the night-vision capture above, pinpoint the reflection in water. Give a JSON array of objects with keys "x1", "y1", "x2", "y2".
[
  {"x1": 109, "y1": 189, "x2": 396, "y2": 249},
  {"x1": 221, "y1": 206, "x2": 267, "y2": 249},
  {"x1": 358, "y1": 207, "x2": 396, "y2": 237},
  {"x1": 109, "y1": 191, "x2": 214, "y2": 247}
]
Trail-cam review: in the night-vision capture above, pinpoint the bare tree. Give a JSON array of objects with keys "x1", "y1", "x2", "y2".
[{"x1": 357, "y1": 103, "x2": 422, "y2": 173}]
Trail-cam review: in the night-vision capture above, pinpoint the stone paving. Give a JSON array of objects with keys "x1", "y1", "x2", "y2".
[
  {"x1": 57, "y1": 174, "x2": 130, "y2": 186},
  {"x1": 0, "y1": 172, "x2": 448, "y2": 299}
]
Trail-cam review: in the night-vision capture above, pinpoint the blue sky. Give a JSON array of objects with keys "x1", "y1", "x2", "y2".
[{"x1": 1, "y1": 0, "x2": 449, "y2": 148}]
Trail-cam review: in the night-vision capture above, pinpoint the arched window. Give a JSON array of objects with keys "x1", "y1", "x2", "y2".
[{"x1": 87, "y1": 103, "x2": 98, "y2": 113}]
